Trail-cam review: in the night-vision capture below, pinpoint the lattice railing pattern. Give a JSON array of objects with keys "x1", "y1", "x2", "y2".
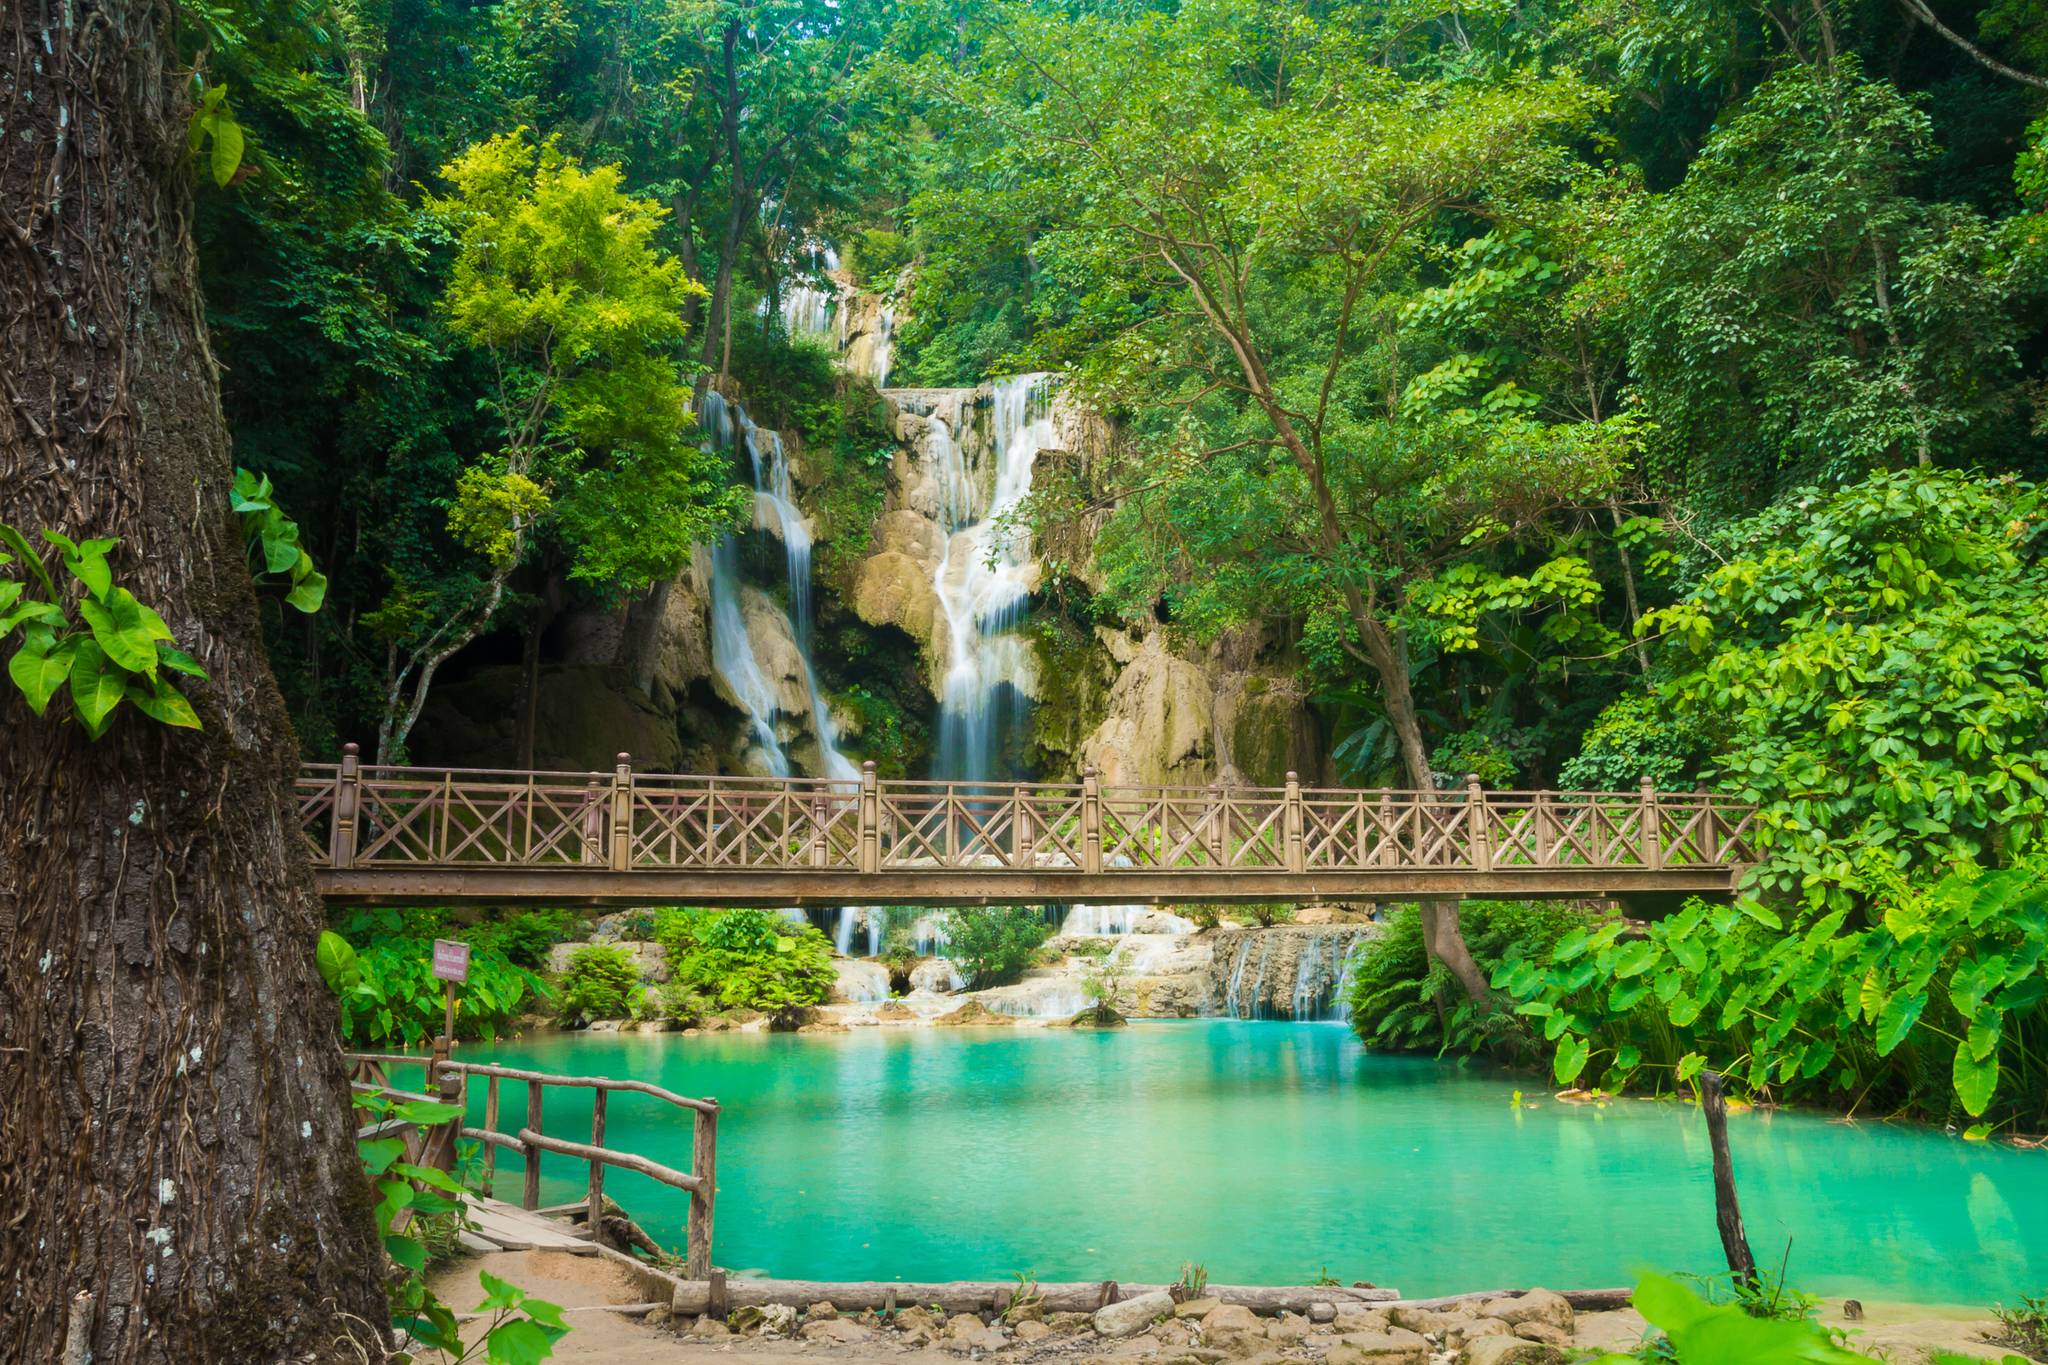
[{"x1": 299, "y1": 748, "x2": 1756, "y2": 878}]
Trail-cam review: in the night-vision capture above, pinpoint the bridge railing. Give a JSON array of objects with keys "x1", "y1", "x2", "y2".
[{"x1": 300, "y1": 747, "x2": 1755, "y2": 875}]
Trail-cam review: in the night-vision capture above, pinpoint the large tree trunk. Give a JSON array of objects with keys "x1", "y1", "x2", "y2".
[{"x1": 0, "y1": 2, "x2": 386, "y2": 1360}]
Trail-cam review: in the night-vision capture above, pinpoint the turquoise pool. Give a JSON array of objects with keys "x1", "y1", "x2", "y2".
[{"x1": 458, "y1": 1020, "x2": 2045, "y2": 1305}]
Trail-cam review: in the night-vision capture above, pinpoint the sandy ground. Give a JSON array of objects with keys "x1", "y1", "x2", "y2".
[{"x1": 417, "y1": 1252, "x2": 2018, "y2": 1365}]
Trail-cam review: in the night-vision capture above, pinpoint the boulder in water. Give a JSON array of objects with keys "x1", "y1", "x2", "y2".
[{"x1": 932, "y1": 998, "x2": 1014, "y2": 1027}]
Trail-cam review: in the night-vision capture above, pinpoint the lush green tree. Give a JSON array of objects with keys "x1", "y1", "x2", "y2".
[
  {"x1": 940, "y1": 905, "x2": 1053, "y2": 988},
  {"x1": 373, "y1": 131, "x2": 746, "y2": 759}
]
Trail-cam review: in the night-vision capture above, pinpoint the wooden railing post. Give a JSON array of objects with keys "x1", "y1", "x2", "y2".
[
  {"x1": 858, "y1": 761, "x2": 881, "y2": 874},
  {"x1": 1641, "y1": 776, "x2": 1662, "y2": 869},
  {"x1": 1467, "y1": 775, "x2": 1491, "y2": 871},
  {"x1": 332, "y1": 743, "x2": 361, "y2": 869},
  {"x1": 1204, "y1": 783, "x2": 1224, "y2": 865},
  {"x1": 523, "y1": 1081, "x2": 544, "y2": 1210},
  {"x1": 1377, "y1": 791, "x2": 1394, "y2": 867},
  {"x1": 1534, "y1": 791, "x2": 1554, "y2": 866},
  {"x1": 689, "y1": 1102, "x2": 719, "y2": 1278},
  {"x1": 430, "y1": 1061, "x2": 464, "y2": 1176},
  {"x1": 482, "y1": 1075, "x2": 500, "y2": 1198},
  {"x1": 587, "y1": 1089, "x2": 608, "y2": 1238},
  {"x1": 1081, "y1": 765, "x2": 1103, "y2": 874},
  {"x1": 610, "y1": 754, "x2": 633, "y2": 872},
  {"x1": 810, "y1": 799, "x2": 829, "y2": 868},
  {"x1": 582, "y1": 773, "x2": 604, "y2": 865},
  {"x1": 1283, "y1": 771, "x2": 1306, "y2": 874}
]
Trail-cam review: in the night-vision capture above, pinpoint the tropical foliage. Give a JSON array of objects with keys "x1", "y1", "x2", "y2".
[
  {"x1": 657, "y1": 907, "x2": 837, "y2": 1022},
  {"x1": 940, "y1": 907, "x2": 1055, "y2": 989}
]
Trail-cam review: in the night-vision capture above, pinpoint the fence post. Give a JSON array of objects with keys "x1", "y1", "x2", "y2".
[
  {"x1": 1377, "y1": 791, "x2": 1394, "y2": 867},
  {"x1": 587, "y1": 1089, "x2": 608, "y2": 1239},
  {"x1": 482, "y1": 1076, "x2": 500, "y2": 1198},
  {"x1": 1467, "y1": 774, "x2": 1492, "y2": 872},
  {"x1": 582, "y1": 774, "x2": 604, "y2": 865},
  {"x1": 1535, "y1": 791, "x2": 1554, "y2": 866},
  {"x1": 689, "y1": 1102, "x2": 719, "y2": 1279},
  {"x1": 1283, "y1": 771, "x2": 1306, "y2": 874},
  {"x1": 610, "y1": 754, "x2": 633, "y2": 872},
  {"x1": 810, "y1": 799, "x2": 829, "y2": 868},
  {"x1": 332, "y1": 743, "x2": 361, "y2": 869},
  {"x1": 858, "y1": 761, "x2": 881, "y2": 874},
  {"x1": 523, "y1": 1081, "x2": 544, "y2": 1211},
  {"x1": 1641, "y1": 776, "x2": 1662, "y2": 870},
  {"x1": 1204, "y1": 783, "x2": 1224, "y2": 866},
  {"x1": 1081, "y1": 765, "x2": 1103, "y2": 874},
  {"x1": 430, "y1": 1061, "x2": 464, "y2": 1176}
]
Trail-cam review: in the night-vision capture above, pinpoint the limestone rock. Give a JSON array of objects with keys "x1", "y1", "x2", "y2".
[
  {"x1": 1386, "y1": 1306, "x2": 1447, "y2": 1336},
  {"x1": 1479, "y1": 1290, "x2": 1573, "y2": 1336},
  {"x1": 911, "y1": 958, "x2": 966, "y2": 993},
  {"x1": 894, "y1": 1307, "x2": 939, "y2": 1335},
  {"x1": 1096, "y1": 1290, "x2": 1176, "y2": 1339},
  {"x1": 801, "y1": 1319, "x2": 874, "y2": 1344},
  {"x1": 1325, "y1": 1329, "x2": 1430, "y2": 1365},
  {"x1": 1459, "y1": 1337, "x2": 1566, "y2": 1365},
  {"x1": 1079, "y1": 634, "x2": 1215, "y2": 786},
  {"x1": 1308, "y1": 1303, "x2": 1337, "y2": 1324},
  {"x1": 853, "y1": 550, "x2": 940, "y2": 645},
  {"x1": 1513, "y1": 1323, "x2": 1570, "y2": 1346},
  {"x1": 1198, "y1": 1303, "x2": 1263, "y2": 1345},
  {"x1": 1174, "y1": 1299, "x2": 1223, "y2": 1320},
  {"x1": 1332, "y1": 1311, "x2": 1390, "y2": 1334},
  {"x1": 686, "y1": 1317, "x2": 729, "y2": 1340},
  {"x1": 933, "y1": 998, "x2": 1015, "y2": 1027},
  {"x1": 758, "y1": 1303, "x2": 800, "y2": 1337},
  {"x1": 1265, "y1": 1313, "x2": 1311, "y2": 1341},
  {"x1": 943, "y1": 1312, "x2": 988, "y2": 1340},
  {"x1": 1014, "y1": 1320, "x2": 1052, "y2": 1344},
  {"x1": 805, "y1": 1301, "x2": 839, "y2": 1321}
]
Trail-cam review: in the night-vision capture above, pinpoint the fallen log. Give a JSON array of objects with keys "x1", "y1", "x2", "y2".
[
  {"x1": 1385, "y1": 1287, "x2": 1634, "y2": 1313},
  {"x1": 669, "y1": 1279, "x2": 1400, "y2": 1317}
]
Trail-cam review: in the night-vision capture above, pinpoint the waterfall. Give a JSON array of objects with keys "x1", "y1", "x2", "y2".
[
  {"x1": 781, "y1": 245, "x2": 841, "y2": 341},
  {"x1": 872, "y1": 306, "x2": 896, "y2": 388},
  {"x1": 708, "y1": 538, "x2": 791, "y2": 777},
  {"x1": 699, "y1": 390, "x2": 857, "y2": 781},
  {"x1": 931, "y1": 375, "x2": 1052, "y2": 782},
  {"x1": 1290, "y1": 935, "x2": 1327, "y2": 1022},
  {"x1": 1061, "y1": 905, "x2": 1128, "y2": 936},
  {"x1": 1246, "y1": 936, "x2": 1275, "y2": 1020},
  {"x1": 1223, "y1": 938, "x2": 1255, "y2": 1018},
  {"x1": 1328, "y1": 937, "x2": 1362, "y2": 1023},
  {"x1": 831, "y1": 906, "x2": 883, "y2": 956}
]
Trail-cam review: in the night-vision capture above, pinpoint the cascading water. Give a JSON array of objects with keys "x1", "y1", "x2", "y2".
[
  {"x1": 699, "y1": 390, "x2": 857, "y2": 782},
  {"x1": 931, "y1": 375, "x2": 1052, "y2": 783},
  {"x1": 872, "y1": 306, "x2": 896, "y2": 388},
  {"x1": 781, "y1": 245, "x2": 841, "y2": 342}
]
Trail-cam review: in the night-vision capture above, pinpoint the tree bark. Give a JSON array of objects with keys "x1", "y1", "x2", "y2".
[
  {"x1": 0, "y1": 2, "x2": 386, "y2": 1359},
  {"x1": 1700, "y1": 1071, "x2": 1760, "y2": 1293}
]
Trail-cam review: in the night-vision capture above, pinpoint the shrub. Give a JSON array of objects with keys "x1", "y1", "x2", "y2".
[
  {"x1": 557, "y1": 944, "x2": 642, "y2": 1022},
  {"x1": 1079, "y1": 948, "x2": 1130, "y2": 1023},
  {"x1": 322, "y1": 908, "x2": 547, "y2": 1047},
  {"x1": 668, "y1": 908, "x2": 836, "y2": 1020},
  {"x1": 940, "y1": 906, "x2": 1053, "y2": 988},
  {"x1": 1346, "y1": 901, "x2": 1586, "y2": 1058},
  {"x1": 467, "y1": 908, "x2": 575, "y2": 970}
]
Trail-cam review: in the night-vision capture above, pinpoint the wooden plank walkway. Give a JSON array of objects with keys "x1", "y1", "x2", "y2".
[
  {"x1": 299, "y1": 751, "x2": 1757, "y2": 907},
  {"x1": 459, "y1": 1196, "x2": 594, "y2": 1254}
]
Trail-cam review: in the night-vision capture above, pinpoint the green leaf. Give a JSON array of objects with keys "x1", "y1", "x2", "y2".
[
  {"x1": 317, "y1": 930, "x2": 360, "y2": 994},
  {"x1": 1553, "y1": 1034, "x2": 1590, "y2": 1084},
  {"x1": 157, "y1": 646, "x2": 209, "y2": 679},
  {"x1": 126, "y1": 676, "x2": 202, "y2": 729},
  {"x1": 1875, "y1": 990, "x2": 1927, "y2": 1056},
  {"x1": 9, "y1": 633, "x2": 78, "y2": 714},
  {"x1": 284, "y1": 568, "x2": 328, "y2": 613},
  {"x1": 79, "y1": 590, "x2": 163, "y2": 675},
  {"x1": 210, "y1": 116, "x2": 245, "y2": 187},
  {"x1": 0, "y1": 524, "x2": 57, "y2": 600},
  {"x1": 1676, "y1": 1052, "x2": 1706, "y2": 1084},
  {"x1": 485, "y1": 1318, "x2": 560, "y2": 1365},
  {"x1": 1953, "y1": 1045, "x2": 1999, "y2": 1117},
  {"x1": 66, "y1": 545, "x2": 112, "y2": 602},
  {"x1": 384, "y1": 1232, "x2": 427, "y2": 1274},
  {"x1": 68, "y1": 640, "x2": 128, "y2": 736},
  {"x1": 359, "y1": 1136, "x2": 406, "y2": 1176}
]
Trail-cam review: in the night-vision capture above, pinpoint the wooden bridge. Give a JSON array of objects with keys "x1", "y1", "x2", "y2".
[{"x1": 298, "y1": 746, "x2": 1754, "y2": 907}]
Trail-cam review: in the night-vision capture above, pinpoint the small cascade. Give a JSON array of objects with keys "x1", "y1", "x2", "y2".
[
  {"x1": 1212, "y1": 926, "x2": 1379, "y2": 1020},
  {"x1": 1328, "y1": 938, "x2": 1363, "y2": 1023},
  {"x1": 1061, "y1": 905, "x2": 1129, "y2": 936},
  {"x1": 699, "y1": 389, "x2": 857, "y2": 781},
  {"x1": 872, "y1": 306, "x2": 896, "y2": 388},
  {"x1": 829, "y1": 906, "x2": 883, "y2": 957},
  {"x1": 931, "y1": 375, "x2": 1053, "y2": 782},
  {"x1": 780, "y1": 245, "x2": 841, "y2": 341}
]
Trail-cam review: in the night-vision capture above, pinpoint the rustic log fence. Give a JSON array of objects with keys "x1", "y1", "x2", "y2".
[
  {"x1": 302, "y1": 748, "x2": 1755, "y2": 907},
  {"x1": 346, "y1": 1052, "x2": 719, "y2": 1275}
]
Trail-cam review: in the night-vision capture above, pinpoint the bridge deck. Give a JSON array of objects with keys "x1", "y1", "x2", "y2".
[{"x1": 301, "y1": 750, "x2": 1754, "y2": 906}]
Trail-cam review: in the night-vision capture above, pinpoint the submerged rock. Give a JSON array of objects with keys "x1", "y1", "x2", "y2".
[{"x1": 932, "y1": 998, "x2": 1015, "y2": 1027}]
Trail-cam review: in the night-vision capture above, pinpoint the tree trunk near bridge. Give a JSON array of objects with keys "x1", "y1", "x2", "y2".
[{"x1": 0, "y1": 2, "x2": 385, "y2": 1359}]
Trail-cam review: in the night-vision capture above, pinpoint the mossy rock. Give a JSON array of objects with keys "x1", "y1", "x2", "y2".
[
  {"x1": 1065, "y1": 1007, "x2": 1128, "y2": 1029},
  {"x1": 933, "y1": 998, "x2": 1015, "y2": 1027}
]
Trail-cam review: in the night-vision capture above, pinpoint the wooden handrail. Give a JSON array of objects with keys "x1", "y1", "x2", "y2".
[
  {"x1": 515, "y1": 1128, "x2": 703, "y2": 1193},
  {"x1": 443, "y1": 1061, "x2": 718, "y2": 1115}
]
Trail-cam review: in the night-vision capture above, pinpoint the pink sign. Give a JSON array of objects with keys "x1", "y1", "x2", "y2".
[{"x1": 431, "y1": 938, "x2": 470, "y2": 983}]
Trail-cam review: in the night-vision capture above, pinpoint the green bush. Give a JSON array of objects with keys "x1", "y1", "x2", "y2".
[
  {"x1": 466, "y1": 908, "x2": 576, "y2": 970},
  {"x1": 1346, "y1": 901, "x2": 1586, "y2": 1059},
  {"x1": 940, "y1": 906, "x2": 1053, "y2": 988},
  {"x1": 664, "y1": 908, "x2": 836, "y2": 1021},
  {"x1": 322, "y1": 908, "x2": 548, "y2": 1047},
  {"x1": 556, "y1": 944, "x2": 643, "y2": 1022}
]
